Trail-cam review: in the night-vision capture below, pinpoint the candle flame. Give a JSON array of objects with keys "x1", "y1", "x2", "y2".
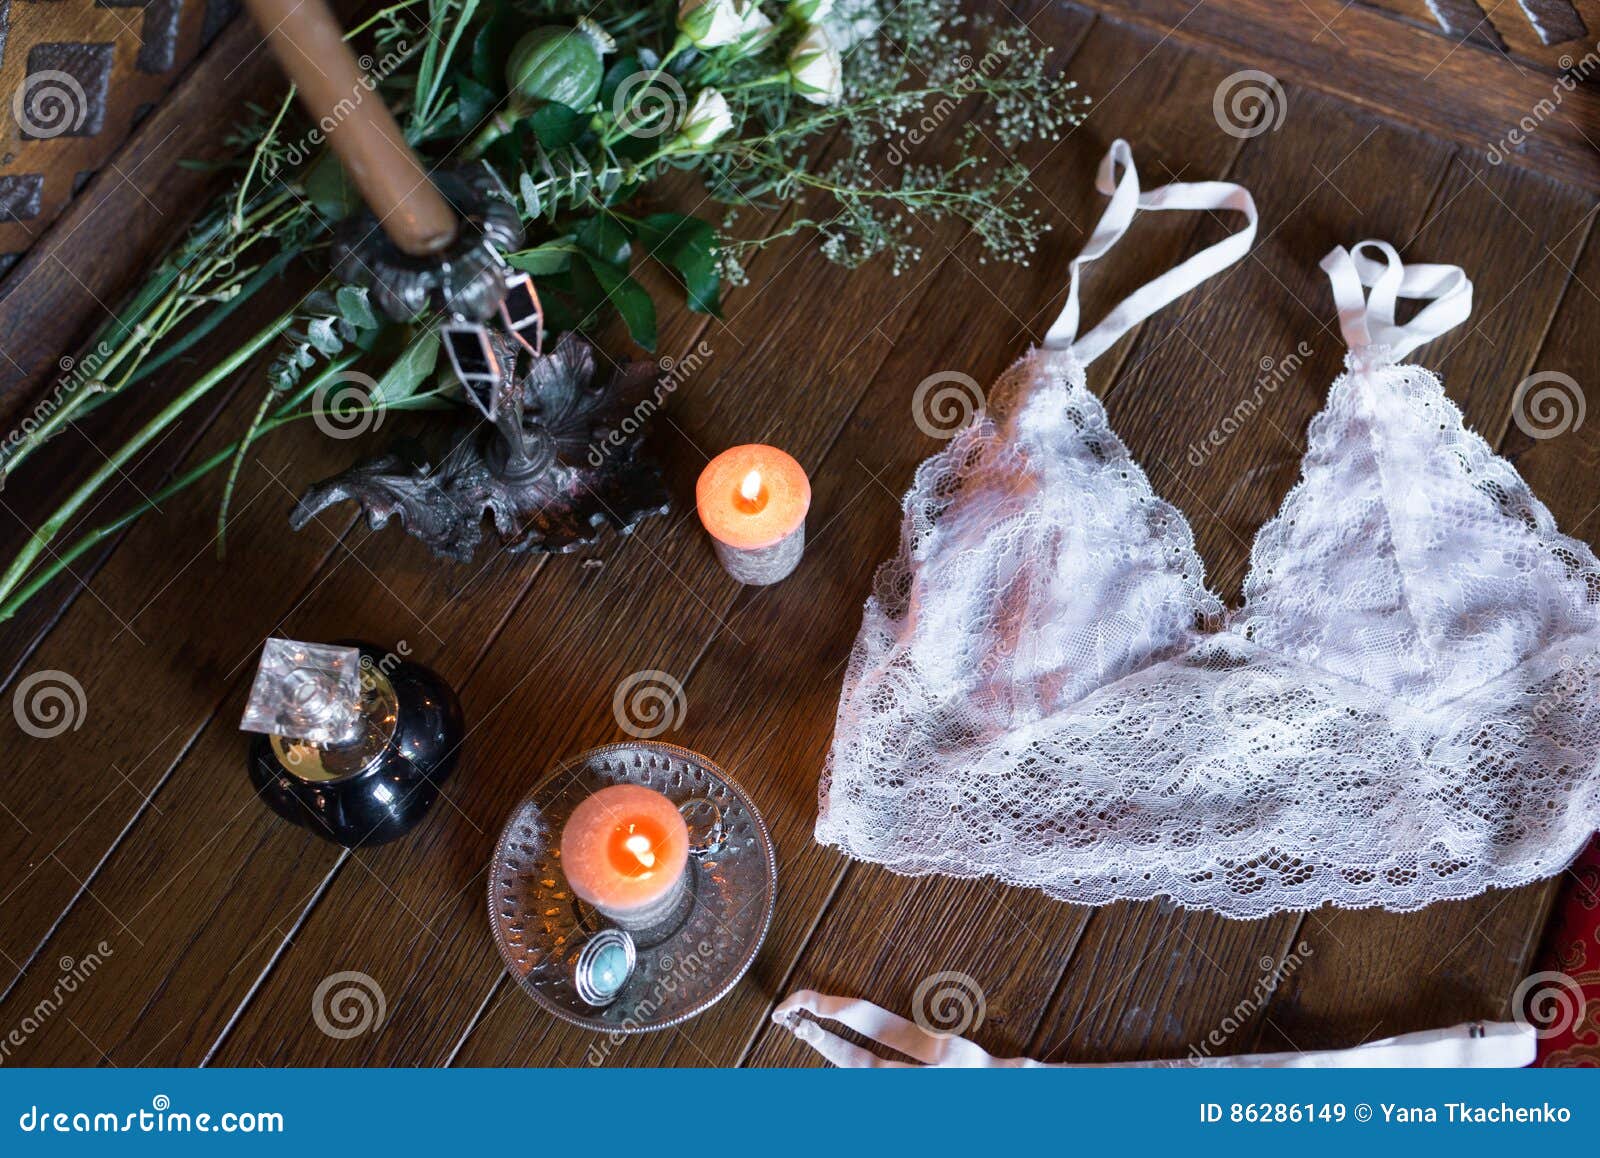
[
  {"x1": 623, "y1": 832, "x2": 656, "y2": 870},
  {"x1": 739, "y1": 469, "x2": 763, "y2": 503}
]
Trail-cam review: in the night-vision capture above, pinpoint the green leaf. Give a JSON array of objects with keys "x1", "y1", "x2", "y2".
[
  {"x1": 576, "y1": 214, "x2": 632, "y2": 267},
  {"x1": 506, "y1": 239, "x2": 577, "y2": 276},
  {"x1": 372, "y1": 330, "x2": 441, "y2": 406},
  {"x1": 634, "y1": 213, "x2": 722, "y2": 315},
  {"x1": 454, "y1": 77, "x2": 497, "y2": 134},
  {"x1": 304, "y1": 153, "x2": 361, "y2": 220},
  {"x1": 599, "y1": 56, "x2": 640, "y2": 106},
  {"x1": 583, "y1": 255, "x2": 657, "y2": 351},
  {"x1": 335, "y1": 285, "x2": 379, "y2": 331},
  {"x1": 307, "y1": 316, "x2": 343, "y2": 356},
  {"x1": 470, "y1": 8, "x2": 521, "y2": 86},
  {"x1": 529, "y1": 102, "x2": 588, "y2": 150},
  {"x1": 517, "y1": 171, "x2": 543, "y2": 218}
]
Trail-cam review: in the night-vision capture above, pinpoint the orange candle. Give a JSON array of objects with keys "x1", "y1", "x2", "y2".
[
  {"x1": 560, "y1": 784, "x2": 691, "y2": 932},
  {"x1": 696, "y1": 444, "x2": 811, "y2": 585}
]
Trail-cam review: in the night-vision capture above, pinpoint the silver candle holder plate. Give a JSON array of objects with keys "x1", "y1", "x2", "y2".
[{"x1": 487, "y1": 742, "x2": 776, "y2": 1034}]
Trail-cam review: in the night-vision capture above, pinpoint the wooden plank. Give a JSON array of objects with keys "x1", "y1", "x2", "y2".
[
  {"x1": 1365, "y1": 0, "x2": 1600, "y2": 66},
  {"x1": 1250, "y1": 155, "x2": 1595, "y2": 1053},
  {"x1": 1064, "y1": 0, "x2": 1600, "y2": 193},
  {"x1": 1025, "y1": 87, "x2": 1460, "y2": 1062}
]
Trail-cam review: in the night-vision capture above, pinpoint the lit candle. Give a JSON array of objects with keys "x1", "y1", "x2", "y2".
[
  {"x1": 696, "y1": 444, "x2": 811, "y2": 585},
  {"x1": 560, "y1": 784, "x2": 691, "y2": 932}
]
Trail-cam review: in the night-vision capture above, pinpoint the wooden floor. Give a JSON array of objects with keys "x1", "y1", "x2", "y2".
[{"x1": 1, "y1": 1, "x2": 1598, "y2": 1066}]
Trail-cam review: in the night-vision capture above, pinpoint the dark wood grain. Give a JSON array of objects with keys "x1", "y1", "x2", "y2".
[
  {"x1": 0, "y1": 1, "x2": 1593, "y2": 1068},
  {"x1": 1068, "y1": 0, "x2": 1600, "y2": 193}
]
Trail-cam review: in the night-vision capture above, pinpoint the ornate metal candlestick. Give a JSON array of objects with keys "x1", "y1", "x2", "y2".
[
  {"x1": 289, "y1": 331, "x2": 670, "y2": 560},
  {"x1": 245, "y1": 0, "x2": 671, "y2": 558}
]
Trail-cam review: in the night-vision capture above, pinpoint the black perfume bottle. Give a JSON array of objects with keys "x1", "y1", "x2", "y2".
[{"x1": 240, "y1": 638, "x2": 464, "y2": 846}]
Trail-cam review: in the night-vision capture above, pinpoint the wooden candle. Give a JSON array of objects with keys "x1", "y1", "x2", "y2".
[
  {"x1": 696, "y1": 444, "x2": 810, "y2": 585},
  {"x1": 560, "y1": 784, "x2": 690, "y2": 932}
]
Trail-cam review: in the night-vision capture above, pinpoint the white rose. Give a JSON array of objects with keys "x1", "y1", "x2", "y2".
[
  {"x1": 734, "y1": 5, "x2": 778, "y2": 52},
  {"x1": 787, "y1": 24, "x2": 842, "y2": 105},
  {"x1": 678, "y1": 88, "x2": 735, "y2": 147},
  {"x1": 787, "y1": 0, "x2": 834, "y2": 23},
  {"x1": 678, "y1": 0, "x2": 745, "y2": 48}
]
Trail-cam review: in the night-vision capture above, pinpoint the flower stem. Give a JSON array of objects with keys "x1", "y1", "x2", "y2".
[{"x1": 0, "y1": 311, "x2": 295, "y2": 619}]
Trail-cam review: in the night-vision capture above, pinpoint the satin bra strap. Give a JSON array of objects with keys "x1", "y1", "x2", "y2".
[
  {"x1": 1042, "y1": 138, "x2": 1259, "y2": 367},
  {"x1": 1320, "y1": 240, "x2": 1472, "y2": 361},
  {"x1": 772, "y1": 989, "x2": 1536, "y2": 1069}
]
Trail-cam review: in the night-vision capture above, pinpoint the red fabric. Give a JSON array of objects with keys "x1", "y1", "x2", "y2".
[{"x1": 1532, "y1": 835, "x2": 1600, "y2": 1066}]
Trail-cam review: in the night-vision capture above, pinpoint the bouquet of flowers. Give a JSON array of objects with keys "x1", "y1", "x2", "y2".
[{"x1": 0, "y1": 0, "x2": 1084, "y2": 619}]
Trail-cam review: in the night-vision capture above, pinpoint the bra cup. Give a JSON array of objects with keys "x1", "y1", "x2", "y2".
[
  {"x1": 822, "y1": 349, "x2": 1218, "y2": 861},
  {"x1": 1236, "y1": 355, "x2": 1600, "y2": 709}
]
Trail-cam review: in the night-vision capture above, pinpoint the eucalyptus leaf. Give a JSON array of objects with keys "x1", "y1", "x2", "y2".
[
  {"x1": 335, "y1": 285, "x2": 379, "y2": 331},
  {"x1": 518, "y1": 171, "x2": 542, "y2": 218},
  {"x1": 307, "y1": 316, "x2": 343, "y2": 357}
]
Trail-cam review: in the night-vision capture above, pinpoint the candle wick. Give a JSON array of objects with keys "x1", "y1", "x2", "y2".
[{"x1": 623, "y1": 832, "x2": 656, "y2": 870}]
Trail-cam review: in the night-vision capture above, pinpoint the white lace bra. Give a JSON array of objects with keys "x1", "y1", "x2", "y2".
[{"x1": 816, "y1": 139, "x2": 1600, "y2": 921}]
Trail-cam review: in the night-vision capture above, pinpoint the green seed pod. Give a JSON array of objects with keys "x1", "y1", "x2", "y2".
[{"x1": 506, "y1": 25, "x2": 607, "y2": 110}]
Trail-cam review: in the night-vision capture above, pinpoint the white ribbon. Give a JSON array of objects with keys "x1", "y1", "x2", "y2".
[
  {"x1": 1043, "y1": 139, "x2": 1259, "y2": 367},
  {"x1": 1320, "y1": 240, "x2": 1472, "y2": 361},
  {"x1": 772, "y1": 990, "x2": 1536, "y2": 1069}
]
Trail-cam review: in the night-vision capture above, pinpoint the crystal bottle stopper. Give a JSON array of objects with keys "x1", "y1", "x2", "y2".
[{"x1": 240, "y1": 638, "x2": 364, "y2": 746}]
